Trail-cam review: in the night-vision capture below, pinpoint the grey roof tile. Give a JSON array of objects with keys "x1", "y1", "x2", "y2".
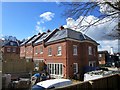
[
  {"x1": 2, "y1": 40, "x2": 20, "y2": 47},
  {"x1": 46, "y1": 28, "x2": 97, "y2": 44}
]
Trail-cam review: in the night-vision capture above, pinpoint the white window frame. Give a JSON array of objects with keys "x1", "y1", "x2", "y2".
[
  {"x1": 73, "y1": 45, "x2": 77, "y2": 55},
  {"x1": 47, "y1": 63, "x2": 63, "y2": 77},
  {"x1": 88, "y1": 46, "x2": 92, "y2": 55},
  {"x1": 89, "y1": 61, "x2": 96, "y2": 67},
  {"x1": 48, "y1": 47, "x2": 52, "y2": 56},
  {"x1": 7, "y1": 48, "x2": 11, "y2": 52},
  {"x1": 99, "y1": 54, "x2": 102, "y2": 57},
  {"x1": 40, "y1": 46, "x2": 43, "y2": 54},
  {"x1": 57, "y1": 46, "x2": 62, "y2": 56},
  {"x1": 73, "y1": 63, "x2": 78, "y2": 74},
  {"x1": 35, "y1": 47, "x2": 38, "y2": 54}
]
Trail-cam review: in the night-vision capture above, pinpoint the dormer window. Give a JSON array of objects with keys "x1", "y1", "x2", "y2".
[{"x1": 10, "y1": 42, "x2": 13, "y2": 46}]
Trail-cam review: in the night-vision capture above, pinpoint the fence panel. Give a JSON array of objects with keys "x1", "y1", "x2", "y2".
[
  {"x1": 107, "y1": 74, "x2": 118, "y2": 89},
  {"x1": 2, "y1": 60, "x2": 34, "y2": 74},
  {"x1": 54, "y1": 74, "x2": 120, "y2": 90}
]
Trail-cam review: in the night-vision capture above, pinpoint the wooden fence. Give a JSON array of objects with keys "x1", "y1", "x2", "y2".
[
  {"x1": 2, "y1": 60, "x2": 34, "y2": 74},
  {"x1": 54, "y1": 74, "x2": 120, "y2": 90}
]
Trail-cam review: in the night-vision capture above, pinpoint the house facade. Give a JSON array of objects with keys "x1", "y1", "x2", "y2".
[
  {"x1": 98, "y1": 51, "x2": 109, "y2": 65},
  {"x1": 2, "y1": 40, "x2": 20, "y2": 62},
  {"x1": 98, "y1": 51, "x2": 120, "y2": 67},
  {"x1": 20, "y1": 27, "x2": 99, "y2": 79}
]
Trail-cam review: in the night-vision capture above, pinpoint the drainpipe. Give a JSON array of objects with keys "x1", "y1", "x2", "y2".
[{"x1": 66, "y1": 40, "x2": 69, "y2": 78}]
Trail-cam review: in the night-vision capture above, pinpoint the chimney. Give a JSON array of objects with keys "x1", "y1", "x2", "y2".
[
  {"x1": 110, "y1": 47, "x2": 114, "y2": 55},
  {"x1": 38, "y1": 32, "x2": 41, "y2": 35},
  {"x1": 47, "y1": 29, "x2": 51, "y2": 33},
  {"x1": 59, "y1": 26, "x2": 64, "y2": 30}
]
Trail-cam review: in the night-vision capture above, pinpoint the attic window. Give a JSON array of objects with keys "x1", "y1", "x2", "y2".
[{"x1": 10, "y1": 42, "x2": 13, "y2": 46}]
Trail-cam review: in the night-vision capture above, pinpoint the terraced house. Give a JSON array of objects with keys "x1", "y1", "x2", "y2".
[{"x1": 20, "y1": 26, "x2": 99, "y2": 79}]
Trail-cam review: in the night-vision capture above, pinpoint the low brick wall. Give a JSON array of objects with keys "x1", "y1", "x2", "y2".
[{"x1": 54, "y1": 74, "x2": 120, "y2": 90}]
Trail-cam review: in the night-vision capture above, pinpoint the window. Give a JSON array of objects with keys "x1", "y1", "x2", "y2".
[
  {"x1": 88, "y1": 46, "x2": 92, "y2": 55},
  {"x1": 48, "y1": 47, "x2": 52, "y2": 56},
  {"x1": 30, "y1": 47, "x2": 32, "y2": 53},
  {"x1": 47, "y1": 63, "x2": 63, "y2": 76},
  {"x1": 57, "y1": 46, "x2": 62, "y2": 56},
  {"x1": 99, "y1": 54, "x2": 102, "y2": 57},
  {"x1": 26, "y1": 47, "x2": 28, "y2": 53},
  {"x1": 89, "y1": 61, "x2": 96, "y2": 67},
  {"x1": 34, "y1": 59, "x2": 44, "y2": 71},
  {"x1": 13, "y1": 48, "x2": 16, "y2": 52},
  {"x1": 7, "y1": 48, "x2": 11, "y2": 52},
  {"x1": 73, "y1": 45, "x2": 77, "y2": 55},
  {"x1": 10, "y1": 42, "x2": 13, "y2": 46},
  {"x1": 40, "y1": 46, "x2": 43, "y2": 54},
  {"x1": 35, "y1": 47, "x2": 38, "y2": 54},
  {"x1": 73, "y1": 63, "x2": 78, "y2": 74}
]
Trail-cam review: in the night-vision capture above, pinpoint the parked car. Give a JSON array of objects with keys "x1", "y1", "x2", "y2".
[{"x1": 32, "y1": 79, "x2": 72, "y2": 90}]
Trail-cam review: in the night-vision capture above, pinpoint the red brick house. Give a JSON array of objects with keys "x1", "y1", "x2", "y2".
[
  {"x1": 20, "y1": 27, "x2": 99, "y2": 79},
  {"x1": 2, "y1": 40, "x2": 20, "y2": 62}
]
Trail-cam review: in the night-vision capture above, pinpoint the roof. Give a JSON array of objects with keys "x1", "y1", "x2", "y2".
[
  {"x1": 21, "y1": 28, "x2": 98, "y2": 46},
  {"x1": 0, "y1": 39, "x2": 4, "y2": 46},
  {"x1": 34, "y1": 31, "x2": 52, "y2": 44},
  {"x1": 36, "y1": 79, "x2": 72, "y2": 88},
  {"x1": 46, "y1": 28, "x2": 98, "y2": 44},
  {"x1": 98, "y1": 51, "x2": 109, "y2": 54},
  {"x1": 26, "y1": 34, "x2": 41, "y2": 45},
  {"x1": 20, "y1": 35, "x2": 37, "y2": 46},
  {"x1": 2, "y1": 40, "x2": 20, "y2": 47}
]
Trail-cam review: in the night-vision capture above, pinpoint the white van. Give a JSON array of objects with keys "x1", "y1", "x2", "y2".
[{"x1": 32, "y1": 79, "x2": 72, "y2": 90}]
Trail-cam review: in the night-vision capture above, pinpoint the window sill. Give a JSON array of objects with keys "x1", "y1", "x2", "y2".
[
  {"x1": 57, "y1": 54, "x2": 62, "y2": 56},
  {"x1": 48, "y1": 55, "x2": 52, "y2": 57},
  {"x1": 73, "y1": 54, "x2": 77, "y2": 56},
  {"x1": 40, "y1": 52, "x2": 43, "y2": 54}
]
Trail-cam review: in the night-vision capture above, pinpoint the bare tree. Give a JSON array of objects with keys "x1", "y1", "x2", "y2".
[{"x1": 61, "y1": 0, "x2": 120, "y2": 38}]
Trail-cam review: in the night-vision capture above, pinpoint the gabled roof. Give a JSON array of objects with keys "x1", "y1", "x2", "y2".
[
  {"x1": 26, "y1": 34, "x2": 41, "y2": 45},
  {"x1": 21, "y1": 28, "x2": 98, "y2": 46},
  {"x1": 20, "y1": 35, "x2": 37, "y2": 46},
  {"x1": 33, "y1": 31, "x2": 52, "y2": 45}
]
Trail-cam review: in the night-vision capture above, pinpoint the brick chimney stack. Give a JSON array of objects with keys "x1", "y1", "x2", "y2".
[
  {"x1": 59, "y1": 26, "x2": 64, "y2": 30},
  {"x1": 47, "y1": 29, "x2": 51, "y2": 33}
]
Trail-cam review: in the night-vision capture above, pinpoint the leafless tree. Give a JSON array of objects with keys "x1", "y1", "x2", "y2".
[{"x1": 61, "y1": 0, "x2": 120, "y2": 38}]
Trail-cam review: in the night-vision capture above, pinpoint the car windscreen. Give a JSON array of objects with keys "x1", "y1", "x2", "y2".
[{"x1": 32, "y1": 85, "x2": 45, "y2": 90}]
